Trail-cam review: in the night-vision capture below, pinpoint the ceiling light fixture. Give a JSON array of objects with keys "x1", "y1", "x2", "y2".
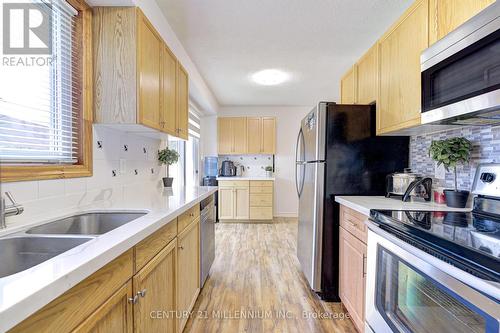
[{"x1": 251, "y1": 69, "x2": 289, "y2": 86}]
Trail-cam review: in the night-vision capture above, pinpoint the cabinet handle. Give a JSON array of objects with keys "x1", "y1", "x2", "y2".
[
  {"x1": 128, "y1": 295, "x2": 139, "y2": 304},
  {"x1": 189, "y1": 212, "x2": 194, "y2": 217},
  {"x1": 362, "y1": 254, "x2": 367, "y2": 277},
  {"x1": 137, "y1": 289, "x2": 147, "y2": 298},
  {"x1": 179, "y1": 245, "x2": 184, "y2": 250}
]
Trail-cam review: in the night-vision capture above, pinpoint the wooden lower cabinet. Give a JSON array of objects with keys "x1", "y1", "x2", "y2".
[
  {"x1": 218, "y1": 181, "x2": 250, "y2": 221},
  {"x1": 11, "y1": 207, "x2": 203, "y2": 333},
  {"x1": 73, "y1": 282, "x2": 134, "y2": 333},
  {"x1": 177, "y1": 217, "x2": 200, "y2": 332},
  {"x1": 133, "y1": 238, "x2": 177, "y2": 333},
  {"x1": 9, "y1": 250, "x2": 133, "y2": 333},
  {"x1": 339, "y1": 226, "x2": 367, "y2": 333}
]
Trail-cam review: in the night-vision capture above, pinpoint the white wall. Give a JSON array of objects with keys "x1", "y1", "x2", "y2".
[{"x1": 217, "y1": 106, "x2": 312, "y2": 217}]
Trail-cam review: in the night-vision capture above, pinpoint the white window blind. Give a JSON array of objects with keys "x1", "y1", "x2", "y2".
[
  {"x1": 0, "y1": 1, "x2": 81, "y2": 164},
  {"x1": 188, "y1": 106, "x2": 201, "y2": 139}
]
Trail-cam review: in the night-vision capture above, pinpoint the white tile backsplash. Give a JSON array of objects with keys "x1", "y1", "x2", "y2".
[
  {"x1": 0, "y1": 125, "x2": 165, "y2": 230},
  {"x1": 218, "y1": 155, "x2": 274, "y2": 177}
]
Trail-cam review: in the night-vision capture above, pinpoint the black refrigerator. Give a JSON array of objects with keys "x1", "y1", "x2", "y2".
[{"x1": 295, "y1": 102, "x2": 409, "y2": 301}]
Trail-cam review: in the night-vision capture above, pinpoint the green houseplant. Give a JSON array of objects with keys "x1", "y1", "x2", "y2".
[
  {"x1": 158, "y1": 147, "x2": 179, "y2": 187},
  {"x1": 429, "y1": 137, "x2": 472, "y2": 208}
]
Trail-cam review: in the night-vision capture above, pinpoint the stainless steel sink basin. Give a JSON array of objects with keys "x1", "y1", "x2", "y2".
[
  {"x1": 26, "y1": 212, "x2": 146, "y2": 236},
  {"x1": 0, "y1": 236, "x2": 92, "y2": 278}
]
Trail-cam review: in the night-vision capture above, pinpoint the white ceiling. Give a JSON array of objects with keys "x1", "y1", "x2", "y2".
[{"x1": 157, "y1": 0, "x2": 413, "y2": 106}]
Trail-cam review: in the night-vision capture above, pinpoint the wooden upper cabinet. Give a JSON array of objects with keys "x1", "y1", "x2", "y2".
[
  {"x1": 177, "y1": 63, "x2": 189, "y2": 140},
  {"x1": 217, "y1": 117, "x2": 233, "y2": 154},
  {"x1": 133, "y1": 239, "x2": 177, "y2": 333},
  {"x1": 340, "y1": 66, "x2": 357, "y2": 104},
  {"x1": 161, "y1": 45, "x2": 177, "y2": 136},
  {"x1": 217, "y1": 117, "x2": 247, "y2": 154},
  {"x1": 429, "y1": 0, "x2": 495, "y2": 45},
  {"x1": 177, "y1": 218, "x2": 200, "y2": 333},
  {"x1": 261, "y1": 117, "x2": 276, "y2": 154},
  {"x1": 247, "y1": 117, "x2": 262, "y2": 154},
  {"x1": 137, "y1": 10, "x2": 162, "y2": 130},
  {"x1": 377, "y1": 0, "x2": 429, "y2": 135},
  {"x1": 356, "y1": 43, "x2": 378, "y2": 105},
  {"x1": 94, "y1": 7, "x2": 188, "y2": 139},
  {"x1": 247, "y1": 117, "x2": 276, "y2": 154},
  {"x1": 73, "y1": 282, "x2": 133, "y2": 333},
  {"x1": 232, "y1": 117, "x2": 247, "y2": 154}
]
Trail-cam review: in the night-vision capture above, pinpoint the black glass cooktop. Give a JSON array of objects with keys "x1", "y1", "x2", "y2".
[{"x1": 370, "y1": 209, "x2": 500, "y2": 281}]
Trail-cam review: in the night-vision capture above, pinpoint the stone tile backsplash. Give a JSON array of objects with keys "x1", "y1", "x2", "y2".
[
  {"x1": 410, "y1": 125, "x2": 500, "y2": 190},
  {"x1": 0, "y1": 125, "x2": 165, "y2": 230}
]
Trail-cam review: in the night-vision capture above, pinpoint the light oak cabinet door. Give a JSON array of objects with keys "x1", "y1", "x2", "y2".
[
  {"x1": 137, "y1": 10, "x2": 162, "y2": 131},
  {"x1": 161, "y1": 46, "x2": 177, "y2": 136},
  {"x1": 232, "y1": 117, "x2": 247, "y2": 154},
  {"x1": 246, "y1": 117, "x2": 262, "y2": 154},
  {"x1": 234, "y1": 187, "x2": 250, "y2": 220},
  {"x1": 246, "y1": 117, "x2": 276, "y2": 154},
  {"x1": 340, "y1": 66, "x2": 357, "y2": 104},
  {"x1": 261, "y1": 117, "x2": 276, "y2": 154},
  {"x1": 133, "y1": 239, "x2": 177, "y2": 333},
  {"x1": 217, "y1": 118, "x2": 233, "y2": 154},
  {"x1": 177, "y1": 218, "x2": 200, "y2": 332},
  {"x1": 73, "y1": 282, "x2": 133, "y2": 333},
  {"x1": 356, "y1": 43, "x2": 378, "y2": 105},
  {"x1": 217, "y1": 117, "x2": 247, "y2": 154},
  {"x1": 339, "y1": 227, "x2": 366, "y2": 333},
  {"x1": 177, "y1": 63, "x2": 189, "y2": 140},
  {"x1": 218, "y1": 188, "x2": 233, "y2": 220},
  {"x1": 378, "y1": 0, "x2": 428, "y2": 134},
  {"x1": 429, "y1": 0, "x2": 495, "y2": 45}
]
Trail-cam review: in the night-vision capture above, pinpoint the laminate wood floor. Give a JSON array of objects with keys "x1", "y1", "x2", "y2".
[{"x1": 184, "y1": 218, "x2": 357, "y2": 333}]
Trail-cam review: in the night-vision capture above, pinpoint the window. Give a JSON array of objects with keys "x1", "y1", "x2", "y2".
[
  {"x1": 186, "y1": 108, "x2": 200, "y2": 187},
  {"x1": 0, "y1": 0, "x2": 92, "y2": 182},
  {"x1": 167, "y1": 105, "x2": 201, "y2": 187},
  {"x1": 167, "y1": 138, "x2": 185, "y2": 188}
]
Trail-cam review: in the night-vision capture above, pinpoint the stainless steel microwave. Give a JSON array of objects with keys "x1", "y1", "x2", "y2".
[{"x1": 421, "y1": 2, "x2": 500, "y2": 126}]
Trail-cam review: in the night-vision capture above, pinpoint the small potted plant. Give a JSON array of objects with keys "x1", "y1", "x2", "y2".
[
  {"x1": 265, "y1": 166, "x2": 273, "y2": 177},
  {"x1": 429, "y1": 137, "x2": 472, "y2": 208},
  {"x1": 158, "y1": 147, "x2": 179, "y2": 187}
]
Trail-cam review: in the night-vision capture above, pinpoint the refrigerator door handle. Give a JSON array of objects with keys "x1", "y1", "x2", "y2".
[{"x1": 295, "y1": 129, "x2": 305, "y2": 197}]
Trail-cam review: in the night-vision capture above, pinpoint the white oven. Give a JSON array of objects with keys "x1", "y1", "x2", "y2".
[{"x1": 365, "y1": 222, "x2": 500, "y2": 333}]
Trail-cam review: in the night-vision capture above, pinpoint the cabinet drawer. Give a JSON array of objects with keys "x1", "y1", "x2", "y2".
[
  {"x1": 249, "y1": 207, "x2": 273, "y2": 220},
  {"x1": 178, "y1": 204, "x2": 200, "y2": 233},
  {"x1": 134, "y1": 219, "x2": 177, "y2": 271},
  {"x1": 10, "y1": 250, "x2": 133, "y2": 333},
  {"x1": 250, "y1": 180, "x2": 273, "y2": 187},
  {"x1": 250, "y1": 194, "x2": 273, "y2": 207},
  {"x1": 249, "y1": 186, "x2": 273, "y2": 194},
  {"x1": 218, "y1": 180, "x2": 249, "y2": 187},
  {"x1": 340, "y1": 205, "x2": 368, "y2": 243}
]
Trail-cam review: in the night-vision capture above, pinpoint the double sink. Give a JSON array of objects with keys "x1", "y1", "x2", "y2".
[{"x1": 0, "y1": 212, "x2": 146, "y2": 278}]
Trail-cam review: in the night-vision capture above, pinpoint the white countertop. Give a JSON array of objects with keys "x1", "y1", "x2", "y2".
[
  {"x1": 216, "y1": 176, "x2": 275, "y2": 181},
  {"x1": 0, "y1": 185, "x2": 217, "y2": 332},
  {"x1": 335, "y1": 196, "x2": 471, "y2": 216}
]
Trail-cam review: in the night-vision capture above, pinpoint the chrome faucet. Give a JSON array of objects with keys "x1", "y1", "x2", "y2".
[{"x1": 0, "y1": 192, "x2": 24, "y2": 229}]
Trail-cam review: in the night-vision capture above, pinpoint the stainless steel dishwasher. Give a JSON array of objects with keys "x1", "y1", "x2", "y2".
[{"x1": 200, "y1": 194, "x2": 215, "y2": 287}]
